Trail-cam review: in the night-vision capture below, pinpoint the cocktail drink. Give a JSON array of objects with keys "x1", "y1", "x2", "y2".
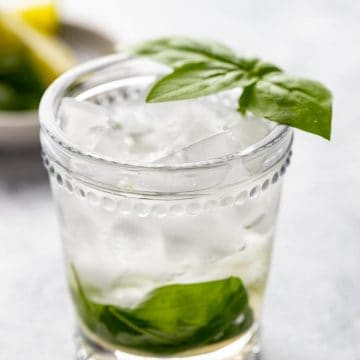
[{"x1": 40, "y1": 55, "x2": 292, "y2": 360}]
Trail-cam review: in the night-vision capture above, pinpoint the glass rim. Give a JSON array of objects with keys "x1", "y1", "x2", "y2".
[{"x1": 39, "y1": 53, "x2": 291, "y2": 172}]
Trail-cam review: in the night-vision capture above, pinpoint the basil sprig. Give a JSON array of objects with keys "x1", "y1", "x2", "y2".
[
  {"x1": 70, "y1": 265, "x2": 253, "y2": 355},
  {"x1": 132, "y1": 37, "x2": 332, "y2": 140}
]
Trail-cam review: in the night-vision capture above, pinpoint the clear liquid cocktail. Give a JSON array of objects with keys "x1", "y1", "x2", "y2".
[{"x1": 40, "y1": 55, "x2": 292, "y2": 360}]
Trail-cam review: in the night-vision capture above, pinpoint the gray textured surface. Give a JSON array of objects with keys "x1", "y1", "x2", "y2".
[{"x1": 1, "y1": 0, "x2": 359, "y2": 359}]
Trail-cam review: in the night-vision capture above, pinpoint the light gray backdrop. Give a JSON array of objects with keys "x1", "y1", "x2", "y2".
[{"x1": 0, "y1": 0, "x2": 359, "y2": 359}]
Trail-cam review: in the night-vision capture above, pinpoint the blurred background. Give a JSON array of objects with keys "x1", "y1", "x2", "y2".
[{"x1": 0, "y1": 0, "x2": 359, "y2": 359}]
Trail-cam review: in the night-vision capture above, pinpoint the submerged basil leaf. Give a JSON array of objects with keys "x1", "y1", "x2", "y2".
[{"x1": 70, "y1": 266, "x2": 253, "y2": 355}]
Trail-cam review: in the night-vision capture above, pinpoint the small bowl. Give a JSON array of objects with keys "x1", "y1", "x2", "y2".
[{"x1": 0, "y1": 22, "x2": 116, "y2": 149}]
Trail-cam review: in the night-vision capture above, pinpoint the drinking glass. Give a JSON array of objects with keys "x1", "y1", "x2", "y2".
[{"x1": 40, "y1": 54, "x2": 293, "y2": 360}]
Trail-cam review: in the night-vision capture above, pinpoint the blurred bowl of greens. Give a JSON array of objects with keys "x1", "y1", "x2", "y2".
[{"x1": 0, "y1": 2, "x2": 115, "y2": 149}]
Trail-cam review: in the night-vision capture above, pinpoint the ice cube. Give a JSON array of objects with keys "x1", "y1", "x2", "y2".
[
  {"x1": 100, "y1": 216, "x2": 178, "y2": 283},
  {"x1": 153, "y1": 124, "x2": 251, "y2": 182},
  {"x1": 155, "y1": 115, "x2": 271, "y2": 165},
  {"x1": 234, "y1": 196, "x2": 268, "y2": 228},
  {"x1": 92, "y1": 126, "x2": 134, "y2": 161},
  {"x1": 91, "y1": 102, "x2": 158, "y2": 162},
  {"x1": 154, "y1": 128, "x2": 239, "y2": 164},
  {"x1": 103, "y1": 100, "x2": 228, "y2": 163},
  {"x1": 139, "y1": 101, "x2": 222, "y2": 161},
  {"x1": 110, "y1": 103, "x2": 154, "y2": 137},
  {"x1": 100, "y1": 285, "x2": 153, "y2": 308},
  {"x1": 99, "y1": 103, "x2": 159, "y2": 162},
  {"x1": 207, "y1": 232, "x2": 272, "y2": 287},
  {"x1": 246, "y1": 185, "x2": 281, "y2": 234},
  {"x1": 224, "y1": 114, "x2": 274, "y2": 149},
  {"x1": 55, "y1": 186, "x2": 122, "y2": 290},
  {"x1": 58, "y1": 97, "x2": 109, "y2": 151},
  {"x1": 162, "y1": 210, "x2": 246, "y2": 267}
]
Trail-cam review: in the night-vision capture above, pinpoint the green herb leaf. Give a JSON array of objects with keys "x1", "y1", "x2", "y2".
[
  {"x1": 239, "y1": 73, "x2": 332, "y2": 139},
  {"x1": 133, "y1": 276, "x2": 251, "y2": 343},
  {"x1": 132, "y1": 36, "x2": 280, "y2": 74},
  {"x1": 146, "y1": 62, "x2": 255, "y2": 102},
  {"x1": 69, "y1": 265, "x2": 103, "y2": 329},
  {"x1": 134, "y1": 38, "x2": 281, "y2": 103},
  {"x1": 70, "y1": 266, "x2": 253, "y2": 355},
  {"x1": 131, "y1": 36, "x2": 243, "y2": 68},
  {"x1": 132, "y1": 36, "x2": 332, "y2": 139}
]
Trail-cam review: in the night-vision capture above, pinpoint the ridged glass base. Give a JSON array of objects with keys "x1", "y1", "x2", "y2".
[{"x1": 74, "y1": 327, "x2": 260, "y2": 360}]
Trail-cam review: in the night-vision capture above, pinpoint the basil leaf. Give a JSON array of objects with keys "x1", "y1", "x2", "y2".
[
  {"x1": 132, "y1": 36, "x2": 243, "y2": 68},
  {"x1": 133, "y1": 277, "x2": 250, "y2": 340},
  {"x1": 250, "y1": 61, "x2": 282, "y2": 77},
  {"x1": 132, "y1": 36, "x2": 280, "y2": 74},
  {"x1": 70, "y1": 266, "x2": 253, "y2": 354},
  {"x1": 69, "y1": 265, "x2": 103, "y2": 329},
  {"x1": 131, "y1": 36, "x2": 332, "y2": 139},
  {"x1": 146, "y1": 62, "x2": 255, "y2": 102},
  {"x1": 239, "y1": 73, "x2": 332, "y2": 139}
]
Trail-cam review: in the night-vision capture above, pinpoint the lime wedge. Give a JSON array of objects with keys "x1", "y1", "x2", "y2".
[
  {"x1": 17, "y1": 2, "x2": 59, "y2": 35},
  {"x1": 0, "y1": 13, "x2": 76, "y2": 86}
]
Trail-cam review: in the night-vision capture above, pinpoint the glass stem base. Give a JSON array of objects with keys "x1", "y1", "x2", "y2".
[{"x1": 74, "y1": 326, "x2": 261, "y2": 360}]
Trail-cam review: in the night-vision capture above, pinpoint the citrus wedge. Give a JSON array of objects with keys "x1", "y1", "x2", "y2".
[
  {"x1": 0, "y1": 13, "x2": 76, "y2": 86},
  {"x1": 17, "y1": 2, "x2": 59, "y2": 35}
]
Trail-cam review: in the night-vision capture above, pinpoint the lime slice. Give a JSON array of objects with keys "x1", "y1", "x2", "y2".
[
  {"x1": 0, "y1": 13, "x2": 76, "y2": 86},
  {"x1": 17, "y1": 2, "x2": 59, "y2": 35}
]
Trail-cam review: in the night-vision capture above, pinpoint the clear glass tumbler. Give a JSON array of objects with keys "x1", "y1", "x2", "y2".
[{"x1": 40, "y1": 55, "x2": 293, "y2": 360}]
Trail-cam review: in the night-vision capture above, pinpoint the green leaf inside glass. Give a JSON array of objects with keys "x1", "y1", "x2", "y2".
[{"x1": 70, "y1": 265, "x2": 254, "y2": 355}]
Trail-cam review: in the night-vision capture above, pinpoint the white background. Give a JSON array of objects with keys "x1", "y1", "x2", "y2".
[{"x1": 0, "y1": 0, "x2": 359, "y2": 359}]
